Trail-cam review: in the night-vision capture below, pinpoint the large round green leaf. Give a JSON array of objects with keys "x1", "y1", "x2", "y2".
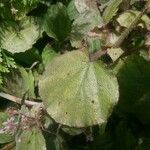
[
  {"x1": 39, "y1": 50, "x2": 119, "y2": 127},
  {"x1": 1, "y1": 18, "x2": 41, "y2": 53}
]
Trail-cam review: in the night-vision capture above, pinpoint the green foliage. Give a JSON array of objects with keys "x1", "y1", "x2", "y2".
[
  {"x1": 1, "y1": 67, "x2": 35, "y2": 98},
  {"x1": 0, "y1": 0, "x2": 150, "y2": 149},
  {"x1": 69, "y1": 0, "x2": 103, "y2": 48},
  {"x1": 39, "y1": 50, "x2": 118, "y2": 127},
  {"x1": 15, "y1": 127, "x2": 47, "y2": 150},
  {"x1": 0, "y1": 49, "x2": 16, "y2": 85},
  {"x1": 102, "y1": 0, "x2": 122, "y2": 24},
  {"x1": 43, "y1": 2, "x2": 71, "y2": 41},
  {"x1": 1, "y1": 17, "x2": 41, "y2": 53}
]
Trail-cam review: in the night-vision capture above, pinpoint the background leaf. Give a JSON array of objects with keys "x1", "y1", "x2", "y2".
[
  {"x1": 16, "y1": 127, "x2": 46, "y2": 150},
  {"x1": 102, "y1": 0, "x2": 122, "y2": 24},
  {"x1": 0, "y1": 17, "x2": 41, "y2": 53},
  {"x1": 117, "y1": 10, "x2": 150, "y2": 30},
  {"x1": 43, "y1": 2, "x2": 71, "y2": 41},
  {"x1": 1, "y1": 67, "x2": 35, "y2": 98}
]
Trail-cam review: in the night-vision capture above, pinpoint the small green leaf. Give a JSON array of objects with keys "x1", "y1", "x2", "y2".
[
  {"x1": 14, "y1": 48, "x2": 41, "y2": 66},
  {"x1": 16, "y1": 127, "x2": 46, "y2": 150},
  {"x1": 42, "y1": 44, "x2": 58, "y2": 66},
  {"x1": 87, "y1": 37, "x2": 102, "y2": 53},
  {"x1": 44, "y1": 2, "x2": 71, "y2": 41},
  {"x1": 67, "y1": 0, "x2": 79, "y2": 20},
  {"x1": 74, "y1": 0, "x2": 90, "y2": 13},
  {"x1": 70, "y1": 11, "x2": 103, "y2": 48},
  {"x1": 107, "y1": 47, "x2": 124, "y2": 62},
  {"x1": 62, "y1": 126, "x2": 82, "y2": 135},
  {"x1": 103, "y1": 0, "x2": 122, "y2": 24},
  {"x1": 39, "y1": 50, "x2": 119, "y2": 127}
]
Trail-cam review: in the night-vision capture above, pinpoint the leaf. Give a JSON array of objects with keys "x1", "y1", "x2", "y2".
[
  {"x1": 16, "y1": 127, "x2": 46, "y2": 150},
  {"x1": 14, "y1": 47, "x2": 41, "y2": 66},
  {"x1": 42, "y1": 44, "x2": 58, "y2": 66},
  {"x1": 87, "y1": 37, "x2": 102, "y2": 53},
  {"x1": 2, "y1": 67, "x2": 35, "y2": 98},
  {"x1": 43, "y1": 2, "x2": 71, "y2": 41},
  {"x1": 139, "y1": 50, "x2": 150, "y2": 61},
  {"x1": 115, "y1": 54, "x2": 150, "y2": 123},
  {"x1": 69, "y1": 0, "x2": 103, "y2": 48},
  {"x1": 62, "y1": 126, "x2": 82, "y2": 135},
  {"x1": 137, "y1": 139, "x2": 150, "y2": 150},
  {"x1": 0, "y1": 50, "x2": 16, "y2": 74},
  {"x1": 70, "y1": 10, "x2": 103, "y2": 48},
  {"x1": 11, "y1": 0, "x2": 43, "y2": 17},
  {"x1": 0, "y1": 75, "x2": 2, "y2": 85},
  {"x1": 67, "y1": 0, "x2": 79, "y2": 20},
  {"x1": 39, "y1": 50, "x2": 119, "y2": 127},
  {"x1": 100, "y1": 0, "x2": 111, "y2": 4},
  {"x1": 103, "y1": 0, "x2": 122, "y2": 24},
  {"x1": 0, "y1": 17, "x2": 41, "y2": 53},
  {"x1": 0, "y1": 112, "x2": 14, "y2": 144},
  {"x1": 145, "y1": 33, "x2": 150, "y2": 46},
  {"x1": 107, "y1": 47, "x2": 124, "y2": 62},
  {"x1": 0, "y1": 49, "x2": 2, "y2": 63},
  {"x1": 74, "y1": 0, "x2": 91, "y2": 13},
  {"x1": 114, "y1": 121, "x2": 137, "y2": 150},
  {"x1": 117, "y1": 10, "x2": 150, "y2": 30}
]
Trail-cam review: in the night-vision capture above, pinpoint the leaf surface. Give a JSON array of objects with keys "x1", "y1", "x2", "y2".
[
  {"x1": 16, "y1": 128, "x2": 46, "y2": 150},
  {"x1": 39, "y1": 50, "x2": 119, "y2": 127},
  {"x1": 103, "y1": 0, "x2": 122, "y2": 24},
  {"x1": 115, "y1": 55, "x2": 150, "y2": 123},
  {"x1": 44, "y1": 2, "x2": 71, "y2": 41},
  {"x1": 1, "y1": 18, "x2": 41, "y2": 53},
  {"x1": 2, "y1": 67, "x2": 35, "y2": 98}
]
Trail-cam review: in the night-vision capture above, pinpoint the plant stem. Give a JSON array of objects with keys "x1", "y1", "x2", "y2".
[
  {"x1": 1, "y1": 141, "x2": 16, "y2": 150},
  {"x1": 0, "y1": 92, "x2": 44, "y2": 108}
]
